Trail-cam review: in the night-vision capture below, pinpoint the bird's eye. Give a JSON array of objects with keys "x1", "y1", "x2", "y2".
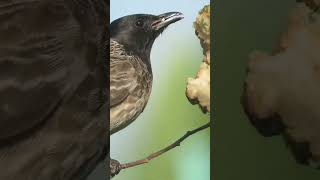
[{"x1": 135, "y1": 20, "x2": 144, "y2": 27}]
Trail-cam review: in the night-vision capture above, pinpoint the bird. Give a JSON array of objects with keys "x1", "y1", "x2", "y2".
[
  {"x1": 109, "y1": 12, "x2": 183, "y2": 176},
  {"x1": 110, "y1": 12, "x2": 183, "y2": 135},
  {"x1": 0, "y1": 0, "x2": 109, "y2": 180}
]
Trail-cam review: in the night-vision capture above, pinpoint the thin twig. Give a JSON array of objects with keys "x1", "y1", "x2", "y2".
[{"x1": 120, "y1": 122, "x2": 210, "y2": 169}]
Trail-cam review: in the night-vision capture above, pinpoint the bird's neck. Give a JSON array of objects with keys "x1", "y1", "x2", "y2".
[
  {"x1": 112, "y1": 34, "x2": 154, "y2": 61},
  {"x1": 124, "y1": 45, "x2": 153, "y2": 72},
  {"x1": 135, "y1": 53, "x2": 152, "y2": 73},
  {"x1": 111, "y1": 38, "x2": 153, "y2": 72},
  {"x1": 126, "y1": 42, "x2": 153, "y2": 62}
]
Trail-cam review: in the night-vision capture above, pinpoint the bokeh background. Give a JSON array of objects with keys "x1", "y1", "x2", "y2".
[
  {"x1": 96, "y1": 0, "x2": 210, "y2": 180},
  {"x1": 213, "y1": 0, "x2": 320, "y2": 179}
]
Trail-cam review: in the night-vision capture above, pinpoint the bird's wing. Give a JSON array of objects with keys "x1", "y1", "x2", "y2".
[
  {"x1": 0, "y1": 0, "x2": 99, "y2": 141},
  {"x1": 110, "y1": 55, "x2": 137, "y2": 107}
]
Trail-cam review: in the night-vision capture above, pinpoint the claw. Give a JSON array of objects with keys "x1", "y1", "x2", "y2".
[{"x1": 110, "y1": 159, "x2": 122, "y2": 178}]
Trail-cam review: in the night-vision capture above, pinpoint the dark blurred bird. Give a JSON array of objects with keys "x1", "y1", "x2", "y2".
[
  {"x1": 0, "y1": 0, "x2": 108, "y2": 180},
  {"x1": 110, "y1": 12, "x2": 183, "y2": 135}
]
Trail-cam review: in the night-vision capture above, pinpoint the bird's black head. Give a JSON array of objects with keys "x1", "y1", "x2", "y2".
[{"x1": 110, "y1": 12, "x2": 183, "y2": 59}]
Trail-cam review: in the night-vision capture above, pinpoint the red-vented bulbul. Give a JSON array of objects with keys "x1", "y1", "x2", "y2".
[{"x1": 109, "y1": 12, "x2": 183, "y2": 177}]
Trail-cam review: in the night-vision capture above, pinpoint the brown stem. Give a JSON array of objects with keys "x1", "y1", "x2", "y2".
[{"x1": 120, "y1": 122, "x2": 210, "y2": 169}]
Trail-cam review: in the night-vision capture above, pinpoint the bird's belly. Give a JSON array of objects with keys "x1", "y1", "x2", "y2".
[{"x1": 110, "y1": 90, "x2": 151, "y2": 134}]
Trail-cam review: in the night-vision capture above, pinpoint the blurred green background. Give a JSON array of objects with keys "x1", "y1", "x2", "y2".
[
  {"x1": 108, "y1": 0, "x2": 210, "y2": 180},
  {"x1": 213, "y1": 0, "x2": 320, "y2": 180}
]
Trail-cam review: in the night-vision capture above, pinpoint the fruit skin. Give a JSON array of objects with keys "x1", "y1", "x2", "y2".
[{"x1": 186, "y1": 5, "x2": 211, "y2": 113}]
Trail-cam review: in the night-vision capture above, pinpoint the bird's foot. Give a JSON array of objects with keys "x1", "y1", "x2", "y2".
[{"x1": 110, "y1": 159, "x2": 122, "y2": 178}]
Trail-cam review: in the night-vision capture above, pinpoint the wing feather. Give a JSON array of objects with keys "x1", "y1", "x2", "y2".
[
  {"x1": 0, "y1": 0, "x2": 91, "y2": 140},
  {"x1": 110, "y1": 55, "x2": 137, "y2": 107}
]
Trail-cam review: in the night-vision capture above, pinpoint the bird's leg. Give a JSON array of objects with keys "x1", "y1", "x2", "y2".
[{"x1": 110, "y1": 158, "x2": 122, "y2": 178}]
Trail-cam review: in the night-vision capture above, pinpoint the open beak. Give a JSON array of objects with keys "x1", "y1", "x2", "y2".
[{"x1": 151, "y1": 12, "x2": 184, "y2": 31}]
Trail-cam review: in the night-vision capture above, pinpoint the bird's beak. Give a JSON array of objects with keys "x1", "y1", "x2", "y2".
[{"x1": 151, "y1": 12, "x2": 184, "y2": 31}]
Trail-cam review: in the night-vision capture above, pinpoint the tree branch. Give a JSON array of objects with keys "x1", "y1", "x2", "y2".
[{"x1": 120, "y1": 122, "x2": 210, "y2": 170}]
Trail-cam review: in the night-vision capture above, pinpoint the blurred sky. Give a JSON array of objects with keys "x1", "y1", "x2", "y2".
[
  {"x1": 110, "y1": 1, "x2": 210, "y2": 180},
  {"x1": 111, "y1": 0, "x2": 209, "y2": 22}
]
